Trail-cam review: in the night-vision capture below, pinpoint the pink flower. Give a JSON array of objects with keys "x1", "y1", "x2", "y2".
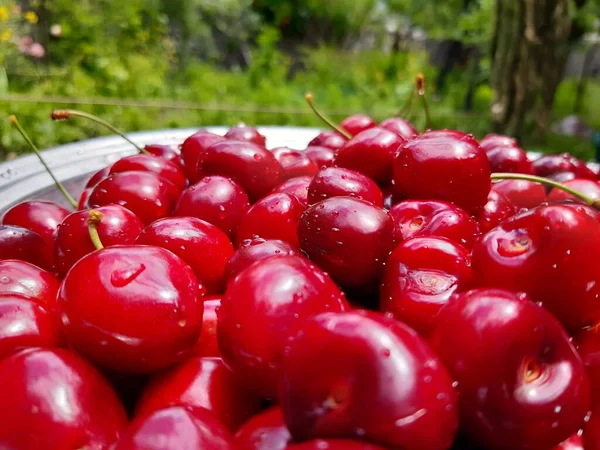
[
  {"x1": 17, "y1": 35, "x2": 33, "y2": 53},
  {"x1": 28, "y1": 42, "x2": 45, "y2": 58}
]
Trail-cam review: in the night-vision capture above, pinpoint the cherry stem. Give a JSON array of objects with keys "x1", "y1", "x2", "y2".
[
  {"x1": 398, "y1": 89, "x2": 415, "y2": 118},
  {"x1": 491, "y1": 173, "x2": 600, "y2": 209},
  {"x1": 51, "y1": 109, "x2": 149, "y2": 155},
  {"x1": 8, "y1": 115, "x2": 78, "y2": 209},
  {"x1": 87, "y1": 209, "x2": 105, "y2": 250},
  {"x1": 305, "y1": 93, "x2": 352, "y2": 140},
  {"x1": 416, "y1": 73, "x2": 431, "y2": 131}
]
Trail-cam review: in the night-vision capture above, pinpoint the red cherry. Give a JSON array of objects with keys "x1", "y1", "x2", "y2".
[
  {"x1": 144, "y1": 143, "x2": 182, "y2": 168},
  {"x1": 86, "y1": 166, "x2": 111, "y2": 188},
  {"x1": 474, "y1": 190, "x2": 516, "y2": 233},
  {"x1": 218, "y1": 254, "x2": 348, "y2": 398},
  {"x1": 225, "y1": 126, "x2": 267, "y2": 147},
  {"x1": 55, "y1": 205, "x2": 144, "y2": 277},
  {"x1": 136, "y1": 357, "x2": 263, "y2": 433},
  {"x1": 547, "y1": 178, "x2": 600, "y2": 204},
  {"x1": 585, "y1": 409, "x2": 600, "y2": 450},
  {"x1": 335, "y1": 127, "x2": 405, "y2": 183},
  {"x1": 472, "y1": 203, "x2": 600, "y2": 330},
  {"x1": 286, "y1": 440, "x2": 389, "y2": 450},
  {"x1": 280, "y1": 310, "x2": 458, "y2": 450},
  {"x1": 136, "y1": 217, "x2": 233, "y2": 295},
  {"x1": 479, "y1": 133, "x2": 518, "y2": 151},
  {"x1": 235, "y1": 407, "x2": 291, "y2": 450},
  {"x1": 194, "y1": 298, "x2": 221, "y2": 357},
  {"x1": 308, "y1": 131, "x2": 347, "y2": 150},
  {"x1": 89, "y1": 171, "x2": 180, "y2": 225},
  {"x1": 553, "y1": 434, "x2": 584, "y2": 450},
  {"x1": 78, "y1": 187, "x2": 93, "y2": 210},
  {"x1": 389, "y1": 200, "x2": 480, "y2": 249},
  {"x1": 235, "y1": 193, "x2": 304, "y2": 249},
  {"x1": 272, "y1": 148, "x2": 319, "y2": 180},
  {"x1": 0, "y1": 348, "x2": 127, "y2": 449},
  {"x1": 272, "y1": 176, "x2": 312, "y2": 206},
  {"x1": 533, "y1": 153, "x2": 597, "y2": 181},
  {"x1": 304, "y1": 146, "x2": 335, "y2": 168},
  {"x1": 113, "y1": 406, "x2": 234, "y2": 450},
  {"x1": 486, "y1": 146, "x2": 534, "y2": 174},
  {"x1": 298, "y1": 197, "x2": 395, "y2": 288},
  {"x1": 225, "y1": 238, "x2": 297, "y2": 282},
  {"x1": 110, "y1": 154, "x2": 187, "y2": 191},
  {"x1": 307, "y1": 167, "x2": 384, "y2": 207},
  {"x1": 379, "y1": 117, "x2": 418, "y2": 140},
  {"x1": 174, "y1": 175, "x2": 250, "y2": 239},
  {"x1": 492, "y1": 179, "x2": 546, "y2": 210},
  {"x1": 380, "y1": 236, "x2": 473, "y2": 336},
  {"x1": 0, "y1": 293, "x2": 62, "y2": 359},
  {"x1": 339, "y1": 114, "x2": 377, "y2": 135},
  {"x1": 0, "y1": 260, "x2": 60, "y2": 310},
  {"x1": 575, "y1": 328, "x2": 600, "y2": 406},
  {"x1": 0, "y1": 225, "x2": 54, "y2": 270},
  {"x1": 181, "y1": 130, "x2": 225, "y2": 183},
  {"x1": 428, "y1": 288, "x2": 590, "y2": 450},
  {"x1": 58, "y1": 245, "x2": 203, "y2": 373},
  {"x1": 198, "y1": 140, "x2": 283, "y2": 202},
  {"x1": 392, "y1": 130, "x2": 491, "y2": 213},
  {"x1": 2, "y1": 200, "x2": 71, "y2": 251}
]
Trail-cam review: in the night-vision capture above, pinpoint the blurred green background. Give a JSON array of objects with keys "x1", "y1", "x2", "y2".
[{"x1": 0, "y1": 0, "x2": 599, "y2": 160}]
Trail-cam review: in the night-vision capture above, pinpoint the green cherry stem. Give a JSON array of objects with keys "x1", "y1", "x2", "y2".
[
  {"x1": 416, "y1": 73, "x2": 432, "y2": 131},
  {"x1": 51, "y1": 109, "x2": 149, "y2": 155},
  {"x1": 87, "y1": 209, "x2": 105, "y2": 250},
  {"x1": 398, "y1": 88, "x2": 415, "y2": 118},
  {"x1": 9, "y1": 115, "x2": 78, "y2": 209},
  {"x1": 305, "y1": 93, "x2": 352, "y2": 140},
  {"x1": 491, "y1": 172, "x2": 600, "y2": 209}
]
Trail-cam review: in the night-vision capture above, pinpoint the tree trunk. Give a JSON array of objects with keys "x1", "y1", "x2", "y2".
[
  {"x1": 574, "y1": 43, "x2": 600, "y2": 114},
  {"x1": 491, "y1": 0, "x2": 571, "y2": 140}
]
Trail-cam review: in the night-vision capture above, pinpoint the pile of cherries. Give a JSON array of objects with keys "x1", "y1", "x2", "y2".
[{"x1": 2, "y1": 105, "x2": 600, "y2": 450}]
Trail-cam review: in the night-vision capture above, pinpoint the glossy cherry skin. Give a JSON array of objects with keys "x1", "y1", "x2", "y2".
[
  {"x1": 280, "y1": 310, "x2": 458, "y2": 450},
  {"x1": 547, "y1": 178, "x2": 600, "y2": 204},
  {"x1": 235, "y1": 193, "x2": 304, "y2": 249},
  {"x1": 145, "y1": 143, "x2": 183, "y2": 168},
  {"x1": 225, "y1": 238, "x2": 297, "y2": 282},
  {"x1": 193, "y1": 297, "x2": 221, "y2": 357},
  {"x1": 308, "y1": 131, "x2": 347, "y2": 150},
  {"x1": 1, "y1": 200, "x2": 71, "y2": 251},
  {"x1": 307, "y1": 167, "x2": 383, "y2": 207},
  {"x1": 89, "y1": 171, "x2": 180, "y2": 225},
  {"x1": 486, "y1": 146, "x2": 534, "y2": 174},
  {"x1": 379, "y1": 117, "x2": 418, "y2": 140},
  {"x1": 78, "y1": 187, "x2": 93, "y2": 210},
  {"x1": 218, "y1": 254, "x2": 348, "y2": 398},
  {"x1": 472, "y1": 203, "x2": 600, "y2": 331},
  {"x1": 428, "y1": 288, "x2": 590, "y2": 450},
  {"x1": 335, "y1": 127, "x2": 405, "y2": 183},
  {"x1": 575, "y1": 327, "x2": 600, "y2": 406},
  {"x1": 55, "y1": 204, "x2": 144, "y2": 277},
  {"x1": 112, "y1": 406, "x2": 234, "y2": 450},
  {"x1": 110, "y1": 154, "x2": 187, "y2": 191},
  {"x1": 174, "y1": 175, "x2": 250, "y2": 239},
  {"x1": 585, "y1": 409, "x2": 600, "y2": 450},
  {"x1": 304, "y1": 146, "x2": 336, "y2": 168},
  {"x1": 198, "y1": 140, "x2": 283, "y2": 202},
  {"x1": 86, "y1": 166, "x2": 112, "y2": 188},
  {"x1": 479, "y1": 133, "x2": 518, "y2": 151},
  {"x1": 225, "y1": 125, "x2": 267, "y2": 147},
  {"x1": 340, "y1": 114, "x2": 377, "y2": 136},
  {"x1": 136, "y1": 357, "x2": 263, "y2": 433},
  {"x1": 0, "y1": 294, "x2": 62, "y2": 359},
  {"x1": 553, "y1": 434, "x2": 584, "y2": 450},
  {"x1": 0, "y1": 260, "x2": 60, "y2": 310},
  {"x1": 272, "y1": 148, "x2": 320, "y2": 180},
  {"x1": 492, "y1": 179, "x2": 546, "y2": 210},
  {"x1": 474, "y1": 190, "x2": 516, "y2": 233},
  {"x1": 235, "y1": 407, "x2": 292, "y2": 450},
  {"x1": 58, "y1": 245, "x2": 203, "y2": 373},
  {"x1": 181, "y1": 130, "x2": 225, "y2": 183},
  {"x1": 389, "y1": 200, "x2": 480, "y2": 249},
  {"x1": 272, "y1": 176, "x2": 312, "y2": 206},
  {"x1": 392, "y1": 131, "x2": 491, "y2": 213},
  {"x1": 287, "y1": 440, "x2": 389, "y2": 450},
  {"x1": 0, "y1": 348, "x2": 127, "y2": 449},
  {"x1": 298, "y1": 197, "x2": 395, "y2": 288},
  {"x1": 380, "y1": 237, "x2": 473, "y2": 336},
  {"x1": 0, "y1": 225, "x2": 53, "y2": 270},
  {"x1": 136, "y1": 217, "x2": 233, "y2": 295},
  {"x1": 533, "y1": 153, "x2": 597, "y2": 181}
]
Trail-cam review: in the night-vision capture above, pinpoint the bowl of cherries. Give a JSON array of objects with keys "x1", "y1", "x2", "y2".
[{"x1": 0, "y1": 89, "x2": 600, "y2": 450}]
